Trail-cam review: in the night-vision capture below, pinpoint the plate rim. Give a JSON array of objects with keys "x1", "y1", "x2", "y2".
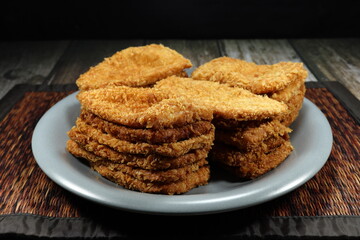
[{"x1": 31, "y1": 92, "x2": 333, "y2": 215}]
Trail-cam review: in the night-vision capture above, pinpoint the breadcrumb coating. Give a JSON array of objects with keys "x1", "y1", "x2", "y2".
[
  {"x1": 191, "y1": 57, "x2": 308, "y2": 94},
  {"x1": 270, "y1": 78, "x2": 305, "y2": 103},
  {"x1": 92, "y1": 164, "x2": 210, "y2": 195},
  {"x1": 68, "y1": 137, "x2": 209, "y2": 183},
  {"x1": 69, "y1": 119, "x2": 215, "y2": 157},
  {"x1": 80, "y1": 110, "x2": 213, "y2": 144},
  {"x1": 274, "y1": 83, "x2": 306, "y2": 126},
  {"x1": 155, "y1": 76, "x2": 288, "y2": 121},
  {"x1": 210, "y1": 141, "x2": 293, "y2": 179},
  {"x1": 215, "y1": 120, "x2": 291, "y2": 151},
  {"x1": 77, "y1": 86, "x2": 213, "y2": 129},
  {"x1": 67, "y1": 138, "x2": 210, "y2": 170},
  {"x1": 76, "y1": 44, "x2": 192, "y2": 90},
  {"x1": 91, "y1": 159, "x2": 208, "y2": 183}
]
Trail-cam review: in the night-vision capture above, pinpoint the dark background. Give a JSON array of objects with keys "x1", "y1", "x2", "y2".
[{"x1": 1, "y1": 0, "x2": 360, "y2": 40}]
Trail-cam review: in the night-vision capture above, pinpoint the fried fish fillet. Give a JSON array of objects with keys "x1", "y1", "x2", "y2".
[
  {"x1": 68, "y1": 140, "x2": 210, "y2": 194},
  {"x1": 270, "y1": 77, "x2": 305, "y2": 103},
  {"x1": 272, "y1": 83, "x2": 306, "y2": 126},
  {"x1": 67, "y1": 139, "x2": 210, "y2": 170},
  {"x1": 215, "y1": 120, "x2": 291, "y2": 151},
  {"x1": 91, "y1": 158, "x2": 208, "y2": 183},
  {"x1": 69, "y1": 119, "x2": 215, "y2": 157},
  {"x1": 67, "y1": 137, "x2": 209, "y2": 181},
  {"x1": 92, "y1": 163, "x2": 210, "y2": 195},
  {"x1": 210, "y1": 141, "x2": 294, "y2": 179},
  {"x1": 191, "y1": 57, "x2": 308, "y2": 94},
  {"x1": 76, "y1": 44, "x2": 192, "y2": 90},
  {"x1": 80, "y1": 110, "x2": 213, "y2": 144},
  {"x1": 155, "y1": 76, "x2": 288, "y2": 121},
  {"x1": 77, "y1": 86, "x2": 213, "y2": 129}
]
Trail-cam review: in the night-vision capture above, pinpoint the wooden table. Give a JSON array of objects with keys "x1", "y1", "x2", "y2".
[
  {"x1": 1, "y1": 39, "x2": 360, "y2": 100},
  {"x1": 0, "y1": 39, "x2": 359, "y2": 239}
]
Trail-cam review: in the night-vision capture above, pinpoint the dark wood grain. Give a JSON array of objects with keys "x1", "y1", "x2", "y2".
[
  {"x1": 47, "y1": 40, "x2": 145, "y2": 84},
  {"x1": 219, "y1": 39, "x2": 318, "y2": 82},
  {"x1": 290, "y1": 38, "x2": 360, "y2": 100},
  {"x1": 0, "y1": 41, "x2": 69, "y2": 99},
  {"x1": 145, "y1": 39, "x2": 221, "y2": 74},
  {"x1": 0, "y1": 39, "x2": 359, "y2": 102}
]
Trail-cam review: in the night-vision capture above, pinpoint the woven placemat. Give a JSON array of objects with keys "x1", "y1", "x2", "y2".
[{"x1": 0, "y1": 84, "x2": 359, "y2": 219}]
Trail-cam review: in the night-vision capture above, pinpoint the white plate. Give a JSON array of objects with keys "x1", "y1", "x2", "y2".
[{"x1": 32, "y1": 92, "x2": 333, "y2": 215}]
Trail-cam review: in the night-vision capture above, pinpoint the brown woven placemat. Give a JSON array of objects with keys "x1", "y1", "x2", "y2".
[{"x1": 0, "y1": 84, "x2": 359, "y2": 219}]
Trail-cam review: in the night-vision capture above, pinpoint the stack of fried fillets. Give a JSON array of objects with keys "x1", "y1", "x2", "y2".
[
  {"x1": 191, "y1": 57, "x2": 307, "y2": 178},
  {"x1": 67, "y1": 86, "x2": 214, "y2": 194},
  {"x1": 192, "y1": 57, "x2": 308, "y2": 126},
  {"x1": 66, "y1": 44, "x2": 308, "y2": 194},
  {"x1": 155, "y1": 77, "x2": 292, "y2": 179}
]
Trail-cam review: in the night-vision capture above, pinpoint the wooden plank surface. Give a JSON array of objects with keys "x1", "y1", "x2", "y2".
[
  {"x1": 0, "y1": 39, "x2": 359, "y2": 101},
  {"x1": 47, "y1": 40, "x2": 145, "y2": 84},
  {"x1": 145, "y1": 39, "x2": 221, "y2": 74},
  {"x1": 290, "y1": 38, "x2": 360, "y2": 100},
  {"x1": 218, "y1": 39, "x2": 317, "y2": 82},
  {"x1": 0, "y1": 41, "x2": 69, "y2": 99}
]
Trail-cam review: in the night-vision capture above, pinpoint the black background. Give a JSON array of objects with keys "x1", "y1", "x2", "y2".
[{"x1": 1, "y1": 0, "x2": 360, "y2": 40}]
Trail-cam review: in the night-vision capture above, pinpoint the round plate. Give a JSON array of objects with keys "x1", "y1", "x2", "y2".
[{"x1": 32, "y1": 92, "x2": 333, "y2": 215}]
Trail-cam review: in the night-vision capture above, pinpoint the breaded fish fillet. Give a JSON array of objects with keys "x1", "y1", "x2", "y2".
[
  {"x1": 80, "y1": 110, "x2": 213, "y2": 144},
  {"x1": 270, "y1": 77, "x2": 305, "y2": 103},
  {"x1": 91, "y1": 159, "x2": 208, "y2": 183},
  {"x1": 210, "y1": 141, "x2": 293, "y2": 179},
  {"x1": 155, "y1": 76, "x2": 288, "y2": 121},
  {"x1": 76, "y1": 44, "x2": 192, "y2": 90},
  {"x1": 67, "y1": 139, "x2": 210, "y2": 170},
  {"x1": 68, "y1": 119, "x2": 215, "y2": 157},
  {"x1": 77, "y1": 86, "x2": 213, "y2": 129},
  {"x1": 215, "y1": 120, "x2": 291, "y2": 151},
  {"x1": 272, "y1": 83, "x2": 306, "y2": 126},
  {"x1": 92, "y1": 163, "x2": 210, "y2": 195},
  {"x1": 191, "y1": 57, "x2": 308, "y2": 94}
]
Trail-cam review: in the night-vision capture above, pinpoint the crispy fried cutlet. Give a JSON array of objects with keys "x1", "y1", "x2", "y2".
[
  {"x1": 68, "y1": 119, "x2": 215, "y2": 157},
  {"x1": 92, "y1": 163, "x2": 210, "y2": 195},
  {"x1": 155, "y1": 77, "x2": 288, "y2": 121},
  {"x1": 216, "y1": 134, "x2": 289, "y2": 155},
  {"x1": 215, "y1": 120, "x2": 291, "y2": 151},
  {"x1": 76, "y1": 44, "x2": 192, "y2": 90},
  {"x1": 77, "y1": 86, "x2": 213, "y2": 129},
  {"x1": 191, "y1": 57, "x2": 308, "y2": 94},
  {"x1": 67, "y1": 139, "x2": 210, "y2": 170},
  {"x1": 91, "y1": 159, "x2": 208, "y2": 183},
  {"x1": 80, "y1": 110, "x2": 213, "y2": 144},
  {"x1": 211, "y1": 119, "x2": 268, "y2": 130},
  {"x1": 269, "y1": 78, "x2": 305, "y2": 103},
  {"x1": 275, "y1": 83, "x2": 306, "y2": 126},
  {"x1": 210, "y1": 141, "x2": 294, "y2": 179},
  {"x1": 68, "y1": 139, "x2": 209, "y2": 184}
]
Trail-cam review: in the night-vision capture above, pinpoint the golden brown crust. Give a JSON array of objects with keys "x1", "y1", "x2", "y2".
[
  {"x1": 67, "y1": 139, "x2": 103, "y2": 161},
  {"x1": 155, "y1": 76, "x2": 288, "y2": 121},
  {"x1": 91, "y1": 159, "x2": 208, "y2": 183},
  {"x1": 67, "y1": 139, "x2": 210, "y2": 170},
  {"x1": 275, "y1": 83, "x2": 306, "y2": 126},
  {"x1": 215, "y1": 120, "x2": 291, "y2": 151},
  {"x1": 191, "y1": 57, "x2": 308, "y2": 94},
  {"x1": 270, "y1": 79, "x2": 305, "y2": 102},
  {"x1": 210, "y1": 141, "x2": 294, "y2": 179},
  {"x1": 69, "y1": 119, "x2": 215, "y2": 157},
  {"x1": 212, "y1": 118, "x2": 268, "y2": 130},
  {"x1": 77, "y1": 86, "x2": 213, "y2": 129},
  {"x1": 76, "y1": 44, "x2": 192, "y2": 90},
  {"x1": 92, "y1": 164, "x2": 210, "y2": 195},
  {"x1": 80, "y1": 110, "x2": 213, "y2": 144}
]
